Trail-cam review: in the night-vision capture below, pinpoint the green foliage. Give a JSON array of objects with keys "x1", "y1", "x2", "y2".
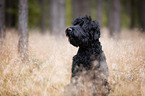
[
  {"x1": 28, "y1": 0, "x2": 41, "y2": 28},
  {"x1": 5, "y1": 0, "x2": 18, "y2": 28},
  {"x1": 90, "y1": 0, "x2": 97, "y2": 20},
  {"x1": 102, "y1": 1, "x2": 108, "y2": 27},
  {"x1": 66, "y1": 0, "x2": 72, "y2": 26},
  {"x1": 90, "y1": 0, "x2": 108, "y2": 27},
  {"x1": 121, "y1": 0, "x2": 130, "y2": 28},
  {"x1": 121, "y1": 11, "x2": 130, "y2": 28},
  {"x1": 4, "y1": 0, "x2": 141, "y2": 29}
]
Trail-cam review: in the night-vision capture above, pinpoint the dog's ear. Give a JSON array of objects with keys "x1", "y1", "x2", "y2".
[{"x1": 90, "y1": 21, "x2": 100, "y2": 40}]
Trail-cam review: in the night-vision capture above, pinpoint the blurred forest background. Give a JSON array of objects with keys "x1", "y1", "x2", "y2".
[
  {"x1": 0, "y1": 0, "x2": 145, "y2": 96},
  {"x1": 1, "y1": 0, "x2": 145, "y2": 33}
]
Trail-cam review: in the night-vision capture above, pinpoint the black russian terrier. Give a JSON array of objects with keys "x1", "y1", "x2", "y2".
[{"x1": 65, "y1": 16, "x2": 110, "y2": 96}]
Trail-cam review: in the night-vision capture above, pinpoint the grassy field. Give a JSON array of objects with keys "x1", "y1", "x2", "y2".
[{"x1": 0, "y1": 29, "x2": 145, "y2": 96}]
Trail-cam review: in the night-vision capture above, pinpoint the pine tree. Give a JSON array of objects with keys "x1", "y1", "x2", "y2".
[
  {"x1": 0, "y1": 0, "x2": 5, "y2": 49},
  {"x1": 18, "y1": 0, "x2": 29, "y2": 62}
]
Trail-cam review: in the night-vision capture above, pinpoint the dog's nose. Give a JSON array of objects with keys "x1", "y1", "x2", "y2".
[
  {"x1": 66, "y1": 28, "x2": 72, "y2": 32},
  {"x1": 65, "y1": 27, "x2": 73, "y2": 36}
]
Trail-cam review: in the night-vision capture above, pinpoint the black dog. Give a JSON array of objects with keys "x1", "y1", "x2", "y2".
[{"x1": 65, "y1": 16, "x2": 110, "y2": 95}]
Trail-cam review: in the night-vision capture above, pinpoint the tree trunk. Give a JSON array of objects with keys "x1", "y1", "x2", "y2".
[
  {"x1": 72, "y1": 0, "x2": 89, "y2": 19},
  {"x1": 49, "y1": 0, "x2": 59, "y2": 34},
  {"x1": 139, "y1": 0, "x2": 145, "y2": 32},
  {"x1": 108, "y1": 0, "x2": 121, "y2": 39},
  {"x1": 18, "y1": 0, "x2": 29, "y2": 62},
  {"x1": 96, "y1": 0, "x2": 102, "y2": 27},
  {"x1": 49, "y1": 0, "x2": 65, "y2": 35},
  {"x1": 72, "y1": 0, "x2": 79, "y2": 19},
  {"x1": 58, "y1": 0, "x2": 65, "y2": 34},
  {"x1": 79, "y1": 0, "x2": 89, "y2": 17},
  {"x1": 41, "y1": 0, "x2": 46, "y2": 33},
  {"x1": 0, "y1": 0, "x2": 5, "y2": 49}
]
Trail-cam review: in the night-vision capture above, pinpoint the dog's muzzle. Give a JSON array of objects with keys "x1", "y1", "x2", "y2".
[{"x1": 65, "y1": 27, "x2": 72, "y2": 37}]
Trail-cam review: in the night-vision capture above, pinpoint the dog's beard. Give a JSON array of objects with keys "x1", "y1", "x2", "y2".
[
  {"x1": 69, "y1": 37, "x2": 79, "y2": 47},
  {"x1": 68, "y1": 36, "x2": 89, "y2": 47}
]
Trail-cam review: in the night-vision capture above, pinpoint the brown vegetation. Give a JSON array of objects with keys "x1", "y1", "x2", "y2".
[{"x1": 0, "y1": 29, "x2": 145, "y2": 96}]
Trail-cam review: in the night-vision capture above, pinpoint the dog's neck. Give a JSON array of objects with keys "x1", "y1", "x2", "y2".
[
  {"x1": 74, "y1": 39, "x2": 103, "y2": 69},
  {"x1": 77, "y1": 39, "x2": 103, "y2": 56}
]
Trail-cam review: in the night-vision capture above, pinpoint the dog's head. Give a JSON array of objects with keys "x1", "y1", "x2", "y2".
[{"x1": 65, "y1": 16, "x2": 100, "y2": 47}]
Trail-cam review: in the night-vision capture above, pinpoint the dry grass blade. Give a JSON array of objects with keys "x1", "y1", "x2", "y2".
[{"x1": 0, "y1": 29, "x2": 145, "y2": 96}]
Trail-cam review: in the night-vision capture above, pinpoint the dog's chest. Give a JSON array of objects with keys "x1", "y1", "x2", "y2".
[
  {"x1": 74, "y1": 50, "x2": 96, "y2": 68},
  {"x1": 73, "y1": 44, "x2": 102, "y2": 68}
]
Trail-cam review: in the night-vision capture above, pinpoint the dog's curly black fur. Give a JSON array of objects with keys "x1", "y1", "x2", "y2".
[{"x1": 65, "y1": 16, "x2": 110, "y2": 95}]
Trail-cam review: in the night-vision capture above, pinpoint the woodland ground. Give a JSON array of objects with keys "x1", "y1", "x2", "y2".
[{"x1": 0, "y1": 29, "x2": 145, "y2": 96}]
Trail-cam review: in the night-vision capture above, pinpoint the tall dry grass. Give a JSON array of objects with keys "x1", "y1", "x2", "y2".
[{"x1": 0, "y1": 29, "x2": 145, "y2": 96}]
